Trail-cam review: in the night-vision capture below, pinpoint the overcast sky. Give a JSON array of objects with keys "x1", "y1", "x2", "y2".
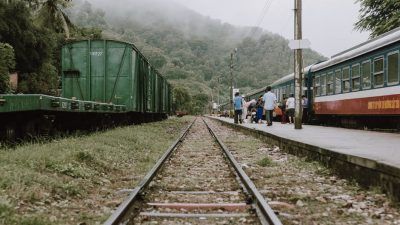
[{"x1": 173, "y1": 0, "x2": 370, "y2": 57}]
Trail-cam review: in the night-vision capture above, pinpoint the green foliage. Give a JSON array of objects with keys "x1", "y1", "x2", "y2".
[
  {"x1": 191, "y1": 93, "x2": 209, "y2": 115},
  {"x1": 0, "y1": 0, "x2": 102, "y2": 94},
  {"x1": 356, "y1": 0, "x2": 400, "y2": 37},
  {"x1": 36, "y1": 0, "x2": 73, "y2": 39},
  {"x1": 67, "y1": 0, "x2": 107, "y2": 29},
  {"x1": 173, "y1": 86, "x2": 191, "y2": 112},
  {"x1": 257, "y1": 157, "x2": 275, "y2": 167},
  {"x1": 18, "y1": 62, "x2": 58, "y2": 95},
  {"x1": 0, "y1": 1, "x2": 57, "y2": 74},
  {"x1": 0, "y1": 43, "x2": 15, "y2": 93},
  {"x1": 0, "y1": 1, "x2": 63, "y2": 94}
]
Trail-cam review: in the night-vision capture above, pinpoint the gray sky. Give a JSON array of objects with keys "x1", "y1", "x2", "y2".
[{"x1": 173, "y1": 0, "x2": 370, "y2": 57}]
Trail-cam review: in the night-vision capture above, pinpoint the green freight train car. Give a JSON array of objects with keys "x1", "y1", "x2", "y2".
[{"x1": 0, "y1": 39, "x2": 172, "y2": 141}]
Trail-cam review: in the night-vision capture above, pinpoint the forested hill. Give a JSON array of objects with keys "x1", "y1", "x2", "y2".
[{"x1": 68, "y1": 0, "x2": 325, "y2": 111}]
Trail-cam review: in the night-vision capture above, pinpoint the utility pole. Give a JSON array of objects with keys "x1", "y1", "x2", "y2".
[{"x1": 294, "y1": 0, "x2": 303, "y2": 129}]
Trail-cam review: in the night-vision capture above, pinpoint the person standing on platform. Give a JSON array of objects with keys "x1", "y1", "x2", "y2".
[
  {"x1": 246, "y1": 99, "x2": 257, "y2": 123},
  {"x1": 279, "y1": 97, "x2": 287, "y2": 124},
  {"x1": 233, "y1": 92, "x2": 243, "y2": 124},
  {"x1": 262, "y1": 86, "x2": 277, "y2": 126},
  {"x1": 256, "y1": 96, "x2": 264, "y2": 123},
  {"x1": 286, "y1": 94, "x2": 295, "y2": 124},
  {"x1": 241, "y1": 96, "x2": 247, "y2": 123},
  {"x1": 302, "y1": 95, "x2": 309, "y2": 124}
]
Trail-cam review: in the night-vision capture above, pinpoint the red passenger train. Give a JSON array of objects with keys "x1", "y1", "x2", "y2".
[{"x1": 245, "y1": 27, "x2": 400, "y2": 129}]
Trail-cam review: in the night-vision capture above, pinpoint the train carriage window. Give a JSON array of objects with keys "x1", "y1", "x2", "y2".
[
  {"x1": 282, "y1": 87, "x2": 287, "y2": 99},
  {"x1": 335, "y1": 69, "x2": 342, "y2": 94},
  {"x1": 342, "y1": 67, "x2": 350, "y2": 92},
  {"x1": 314, "y1": 76, "x2": 320, "y2": 96},
  {"x1": 362, "y1": 60, "x2": 371, "y2": 89},
  {"x1": 321, "y1": 74, "x2": 326, "y2": 96},
  {"x1": 286, "y1": 85, "x2": 290, "y2": 97},
  {"x1": 351, "y1": 64, "x2": 361, "y2": 91},
  {"x1": 373, "y1": 57, "x2": 384, "y2": 87},
  {"x1": 327, "y1": 72, "x2": 334, "y2": 95},
  {"x1": 278, "y1": 88, "x2": 281, "y2": 102},
  {"x1": 388, "y1": 51, "x2": 399, "y2": 85}
]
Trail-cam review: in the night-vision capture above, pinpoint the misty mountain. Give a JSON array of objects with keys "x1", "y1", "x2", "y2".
[{"x1": 68, "y1": 0, "x2": 325, "y2": 104}]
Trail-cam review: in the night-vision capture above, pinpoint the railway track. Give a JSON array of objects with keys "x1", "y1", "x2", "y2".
[{"x1": 104, "y1": 117, "x2": 282, "y2": 225}]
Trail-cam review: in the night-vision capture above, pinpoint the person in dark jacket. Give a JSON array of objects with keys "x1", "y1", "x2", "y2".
[
  {"x1": 255, "y1": 95, "x2": 264, "y2": 123},
  {"x1": 302, "y1": 95, "x2": 309, "y2": 124},
  {"x1": 279, "y1": 97, "x2": 287, "y2": 124}
]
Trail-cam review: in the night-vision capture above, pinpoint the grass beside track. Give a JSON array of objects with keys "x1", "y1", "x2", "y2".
[{"x1": 0, "y1": 117, "x2": 193, "y2": 225}]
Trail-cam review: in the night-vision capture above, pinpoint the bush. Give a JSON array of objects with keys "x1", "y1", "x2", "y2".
[{"x1": 0, "y1": 43, "x2": 15, "y2": 93}]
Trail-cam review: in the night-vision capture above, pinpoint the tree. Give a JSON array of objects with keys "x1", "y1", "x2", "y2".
[
  {"x1": 0, "y1": 1, "x2": 59, "y2": 94},
  {"x1": 191, "y1": 93, "x2": 209, "y2": 115},
  {"x1": 0, "y1": 1, "x2": 57, "y2": 73},
  {"x1": 355, "y1": 0, "x2": 400, "y2": 37},
  {"x1": 18, "y1": 62, "x2": 58, "y2": 94},
  {"x1": 37, "y1": 0, "x2": 73, "y2": 39},
  {"x1": 173, "y1": 86, "x2": 191, "y2": 112},
  {"x1": 0, "y1": 43, "x2": 15, "y2": 93}
]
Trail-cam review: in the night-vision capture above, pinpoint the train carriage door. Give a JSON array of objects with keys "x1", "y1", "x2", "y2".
[
  {"x1": 104, "y1": 41, "x2": 131, "y2": 106},
  {"x1": 89, "y1": 41, "x2": 106, "y2": 102},
  {"x1": 62, "y1": 41, "x2": 89, "y2": 100}
]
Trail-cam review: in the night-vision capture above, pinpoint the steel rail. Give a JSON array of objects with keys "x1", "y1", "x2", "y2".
[
  {"x1": 202, "y1": 118, "x2": 283, "y2": 225},
  {"x1": 104, "y1": 118, "x2": 196, "y2": 225}
]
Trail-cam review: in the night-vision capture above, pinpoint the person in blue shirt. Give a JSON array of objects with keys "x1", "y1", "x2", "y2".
[
  {"x1": 262, "y1": 86, "x2": 277, "y2": 126},
  {"x1": 233, "y1": 92, "x2": 243, "y2": 124}
]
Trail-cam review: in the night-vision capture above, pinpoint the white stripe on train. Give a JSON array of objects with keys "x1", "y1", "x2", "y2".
[{"x1": 315, "y1": 85, "x2": 400, "y2": 103}]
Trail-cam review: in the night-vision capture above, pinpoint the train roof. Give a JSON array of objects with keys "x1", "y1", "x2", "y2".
[
  {"x1": 64, "y1": 39, "x2": 169, "y2": 83},
  {"x1": 271, "y1": 65, "x2": 313, "y2": 87},
  {"x1": 311, "y1": 27, "x2": 400, "y2": 72},
  {"x1": 245, "y1": 86, "x2": 266, "y2": 98}
]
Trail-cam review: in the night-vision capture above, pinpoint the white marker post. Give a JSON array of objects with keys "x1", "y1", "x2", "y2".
[{"x1": 288, "y1": 39, "x2": 311, "y2": 50}]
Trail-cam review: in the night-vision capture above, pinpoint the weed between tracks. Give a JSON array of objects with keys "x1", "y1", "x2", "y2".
[{"x1": 0, "y1": 117, "x2": 192, "y2": 225}]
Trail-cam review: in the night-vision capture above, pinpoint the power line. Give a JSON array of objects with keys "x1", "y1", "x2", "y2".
[
  {"x1": 245, "y1": 0, "x2": 275, "y2": 38},
  {"x1": 242, "y1": 0, "x2": 270, "y2": 39}
]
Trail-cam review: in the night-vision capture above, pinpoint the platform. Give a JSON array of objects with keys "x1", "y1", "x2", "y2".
[{"x1": 208, "y1": 116, "x2": 400, "y2": 201}]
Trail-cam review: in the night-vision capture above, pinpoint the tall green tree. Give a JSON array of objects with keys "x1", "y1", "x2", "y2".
[
  {"x1": 0, "y1": 1, "x2": 56, "y2": 73},
  {"x1": 0, "y1": 1, "x2": 59, "y2": 94},
  {"x1": 37, "y1": 0, "x2": 73, "y2": 39},
  {"x1": 173, "y1": 86, "x2": 191, "y2": 112},
  {"x1": 356, "y1": 0, "x2": 400, "y2": 37}
]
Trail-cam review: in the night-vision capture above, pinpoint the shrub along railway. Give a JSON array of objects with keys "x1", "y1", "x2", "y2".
[
  {"x1": 104, "y1": 118, "x2": 282, "y2": 225},
  {"x1": 0, "y1": 39, "x2": 172, "y2": 141}
]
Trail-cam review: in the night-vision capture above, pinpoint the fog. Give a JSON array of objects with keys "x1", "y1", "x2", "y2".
[
  {"x1": 173, "y1": 0, "x2": 371, "y2": 57},
  {"x1": 81, "y1": 0, "x2": 370, "y2": 57}
]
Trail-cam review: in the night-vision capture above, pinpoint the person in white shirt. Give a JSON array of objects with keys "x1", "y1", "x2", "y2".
[
  {"x1": 262, "y1": 86, "x2": 277, "y2": 126},
  {"x1": 286, "y1": 94, "x2": 295, "y2": 124},
  {"x1": 241, "y1": 96, "x2": 247, "y2": 123}
]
